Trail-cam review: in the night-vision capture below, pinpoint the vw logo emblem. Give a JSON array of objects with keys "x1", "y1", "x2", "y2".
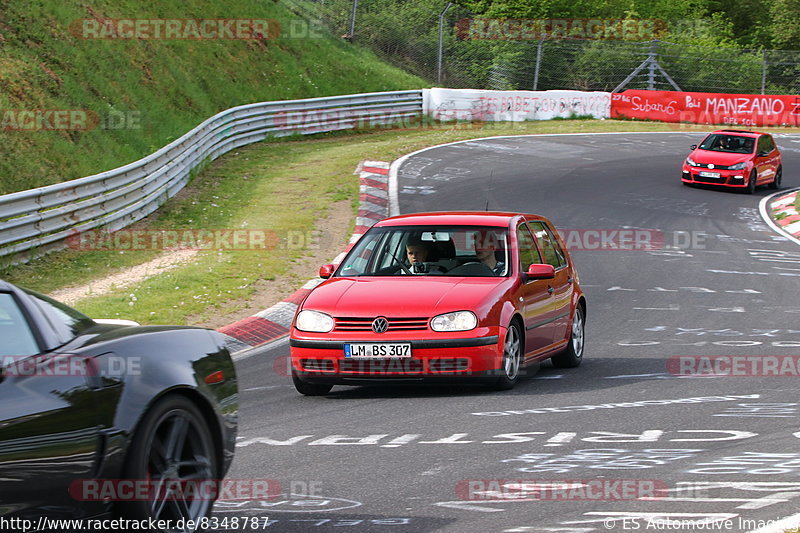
[
  {"x1": 708, "y1": 163, "x2": 714, "y2": 169},
  {"x1": 372, "y1": 317, "x2": 389, "y2": 333}
]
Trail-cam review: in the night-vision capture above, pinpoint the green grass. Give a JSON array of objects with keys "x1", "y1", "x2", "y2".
[
  {"x1": 0, "y1": 0, "x2": 426, "y2": 195},
  {"x1": 4, "y1": 117, "x2": 770, "y2": 326}
]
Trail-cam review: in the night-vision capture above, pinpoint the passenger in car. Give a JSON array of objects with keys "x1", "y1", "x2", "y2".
[{"x1": 472, "y1": 230, "x2": 506, "y2": 275}]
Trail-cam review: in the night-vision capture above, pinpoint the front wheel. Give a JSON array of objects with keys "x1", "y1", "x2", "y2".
[
  {"x1": 551, "y1": 306, "x2": 585, "y2": 368},
  {"x1": 491, "y1": 322, "x2": 522, "y2": 390},
  {"x1": 769, "y1": 166, "x2": 782, "y2": 190},
  {"x1": 118, "y1": 395, "x2": 218, "y2": 531},
  {"x1": 293, "y1": 370, "x2": 333, "y2": 396},
  {"x1": 746, "y1": 169, "x2": 757, "y2": 194}
]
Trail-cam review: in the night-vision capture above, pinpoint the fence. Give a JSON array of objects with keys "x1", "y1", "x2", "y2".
[
  {"x1": 0, "y1": 91, "x2": 423, "y2": 263},
  {"x1": 307, "y1": 0, "x2": 800, "y2": 95}
]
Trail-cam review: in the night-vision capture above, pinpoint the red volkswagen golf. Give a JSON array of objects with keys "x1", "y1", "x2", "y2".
[
  {"x1": 289, "y1": 212, "x2": 586, "y2": 395},
  {"x1": 681, "y1": 129, "x2": 782, "y2": 193}
]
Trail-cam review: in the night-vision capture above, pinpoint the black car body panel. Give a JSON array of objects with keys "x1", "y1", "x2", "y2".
[{"x1": 0, "y1": 280, "x2": 238, "y2": 523}]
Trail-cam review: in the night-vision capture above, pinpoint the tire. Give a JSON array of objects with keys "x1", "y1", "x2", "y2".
[
  {"x1": 292, "y1": 370, "x2": 333, "y2": 396},
  {"x1": 769, "y1": 166, "x2": 782, "y2": 190},
  {"x1": 118, "y1": 395, "x2": 218, "y2": 530},
  {"x1": 746, "y1": 169, "x2": 757, "y2": 194},
  {"x1": 551, "y1": 305, "x2": 585, "y2": 368},
  {"x1": 491, "y1": 321, "x2": 522, "y2": 390}
]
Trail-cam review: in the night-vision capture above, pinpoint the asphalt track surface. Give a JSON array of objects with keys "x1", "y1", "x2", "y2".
[{"x1": 216, "y1": 132, "x2": 800, "y2": 533}]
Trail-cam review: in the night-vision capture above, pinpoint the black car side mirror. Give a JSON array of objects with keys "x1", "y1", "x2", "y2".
[{"x1": 690, "y1": 144, "x2": 697, "y2": 150}]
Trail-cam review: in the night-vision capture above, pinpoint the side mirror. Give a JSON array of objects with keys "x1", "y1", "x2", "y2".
[
  {"x1": 690, "y1": 144, "x2": 697, "y2": 150},
  {"x1": 757, "y1": 151, "x2": 769, "y2": 157},
  {"x1": 522, "y1": 263, "x2": 555, "y2": 282},
  {"x1": 319, "y1": 264, "x2": 335, "y2": 279}
]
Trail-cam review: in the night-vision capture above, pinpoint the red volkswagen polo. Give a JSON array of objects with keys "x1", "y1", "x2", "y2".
[
  {"x1": 681, "y1": 129, "x2": 782, "y2": 193},
  {"x1": 289, "y1": 212, "x2": 586, "y2": 395}
]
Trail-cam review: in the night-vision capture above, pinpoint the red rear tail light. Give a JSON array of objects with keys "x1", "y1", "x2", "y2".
[{"x1": 204, "y1": 370, "x2": 225, "y2": 384}]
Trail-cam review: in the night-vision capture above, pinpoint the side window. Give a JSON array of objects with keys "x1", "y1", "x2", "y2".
[
  {"x1": 380, "y1": 231, "x2": 405, "y2": 269},
  {"x1": 0, "y1": 293, "x2": 40, "y2": 357},
  {"x1": 516, "y1": 223, "x2": 541, "y2": 272},
  {"x1": 765, "y1": 135, "x2": 776, "y2": 152},
  {"x1": 757, "y1": 136, "x2": 768, "y2": 154},
  {"x1": 23, "y1": 290, "x2": 93, "y2": 345},
  {"x1": 528, "y1": 222, "x2": 567, "y2": 269}
]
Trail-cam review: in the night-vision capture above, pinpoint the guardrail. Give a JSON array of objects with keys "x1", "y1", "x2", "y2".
[{"x1": 0, "y1": 90, "x2": 423, "y2": 263}]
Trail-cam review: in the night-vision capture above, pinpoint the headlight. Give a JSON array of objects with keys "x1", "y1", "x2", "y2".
[
  {"x1": 686, "y1": 157, "x2": 697, "y2": 166},
  {"x1": 728, "y1": 162, "x2": 747, "y2": 170},
  {"x1": 295, "y1": 310, "x2": 334, "y2": 332},
  {"x1": 431, "y1": 311, "x2": 477, "y2": 332}
]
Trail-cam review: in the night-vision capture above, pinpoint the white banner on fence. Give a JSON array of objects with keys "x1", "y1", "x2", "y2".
[{"x1": 425, "y1": 88, "x2": 611, "y2": 121}]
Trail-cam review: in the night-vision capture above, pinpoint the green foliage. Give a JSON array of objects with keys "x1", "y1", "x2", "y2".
[{"x1": 0, "y1": 0, "x2": 426, "y2": 195}]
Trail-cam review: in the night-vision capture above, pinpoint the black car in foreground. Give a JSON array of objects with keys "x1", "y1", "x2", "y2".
[{"x1": 0, "y1": 279, "x2": 238, "y2": 531}]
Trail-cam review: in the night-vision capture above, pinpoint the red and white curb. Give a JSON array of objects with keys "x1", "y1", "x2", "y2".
[
  {"x1": 218, "y1": 160, "x2": 390, "y2": 353},
  {"x1": 771, "y1": 189, "x2": 800, "y2": 237},
  {"x1": 760, "y1": 187, "x2": 800, "y2": 248}
]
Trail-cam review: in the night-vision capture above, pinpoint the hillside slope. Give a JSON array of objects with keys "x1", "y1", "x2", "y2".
[{"x1": 0, "y1": 0, "x2": 426, "y2": 194}]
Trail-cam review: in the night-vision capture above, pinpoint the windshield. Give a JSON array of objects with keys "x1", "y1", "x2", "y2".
[
  {"x1": 698, "y1": 134, "x2": 755, "y2": 154},
  {"x1": 336, "y1": 226, "x2": 510, "y2": 277}
]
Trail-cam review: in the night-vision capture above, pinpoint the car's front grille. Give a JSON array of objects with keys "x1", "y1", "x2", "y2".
[
  {"x1": 300, "y1": 359, "x2": 335, "y2": 372},
  {"x1": 340, "y1": 359, "x2": 424, "y2": 374},
  {"x1": 429, "y1": 358, "x2": 472, "y2": 372},
  {"x1": 693, "y1": 173, "x2": 727, "y2": 184},
  {"x1": 334, "y1": 317, "x2": 429, "y2": 332}
]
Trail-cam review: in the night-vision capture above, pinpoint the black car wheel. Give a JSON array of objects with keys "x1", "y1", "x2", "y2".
[
  {"x1": 551, "y1": 306, "x2": 585, "y2": 368},
  {"x1": 491, "y1": 321, "x2": 522, "y2": 390},
  {"x1": 769, "y1": 166, "x2": 782, "y2": 190},
  {"x1": 292, "y1": 370, "x2": 333, "y2": 396},
  {"x1": 119, "y1": 395, "x2": 218, "y2": 531},
  {"x1": 746, "y1": 169, "x2": 757, "y2": 194}
]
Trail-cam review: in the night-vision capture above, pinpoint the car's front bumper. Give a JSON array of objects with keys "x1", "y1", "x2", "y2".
[
  {"x1": 681, "y1": 165, "x2": 748, "y2": 187},
  {"x1": 290, "y1": 329, "x2": 505, "y2": 382}
]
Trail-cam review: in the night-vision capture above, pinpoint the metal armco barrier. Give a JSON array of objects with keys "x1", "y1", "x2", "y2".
[{"x1": 0, "y1": 90, "x2": 423, "y2": 262}]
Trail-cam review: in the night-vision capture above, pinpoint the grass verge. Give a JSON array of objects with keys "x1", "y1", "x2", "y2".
[{"x1": 5, "y1": 118, "x2": 800, "y2": 327}]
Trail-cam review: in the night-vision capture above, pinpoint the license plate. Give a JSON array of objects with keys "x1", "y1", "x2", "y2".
[
  {"x1": 699, "y1": 171, "x2": 721, "y2": 178},
  {"x1": 344, "y1": 343, "x2": 412, "y2": 359}
]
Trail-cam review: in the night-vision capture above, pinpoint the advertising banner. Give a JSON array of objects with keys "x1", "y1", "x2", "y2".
[
  {"x1": 612, "y1": 90, "x2": 800, "y2": 127},
  {"x1": 426, "y1": 88, "x2": 611, "y2": 122}
]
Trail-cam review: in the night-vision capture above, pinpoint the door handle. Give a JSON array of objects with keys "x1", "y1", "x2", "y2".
[
  {"x1": 567, "y1": 277, "x2": 574, "y2": 284},
  {"x1": 547, "y1": 287, "x2": 554, "y2": 294}
]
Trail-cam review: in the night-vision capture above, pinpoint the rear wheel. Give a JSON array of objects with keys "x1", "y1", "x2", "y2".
[
  {"x1": 746, "y1": 169, "x2": 757, "y2": 194},
  {"x1": 551, "y1": 306, "x2": 585, "y2": 368},
  {"x1": 118, "y1": 395, "x2": 217, "y2": 531},
  {"x1": 491, "y1": 322, "x2": 522, "y2": 390},
  {"x1": 292, "y1": 370, "x2": 333, "y2": 396},
  {"x1": 769, "y1": 166, "x2": 782, "y2": 190}
]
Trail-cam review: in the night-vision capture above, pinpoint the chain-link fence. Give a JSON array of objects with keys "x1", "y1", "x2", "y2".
[{"x1": 298, "y1": 0, "x2": 800, "y2": 95}]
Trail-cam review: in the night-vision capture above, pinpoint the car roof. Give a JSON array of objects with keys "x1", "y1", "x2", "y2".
[
  {"x1": 375, "y1": 211, "x2": 544, "y2": 228},
  {"x1": 709, "y1": 129, "x2": 764, "y2": 138},
  {"x1": 0, "y1": 279, "x2": 14, "y2": 291}
]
